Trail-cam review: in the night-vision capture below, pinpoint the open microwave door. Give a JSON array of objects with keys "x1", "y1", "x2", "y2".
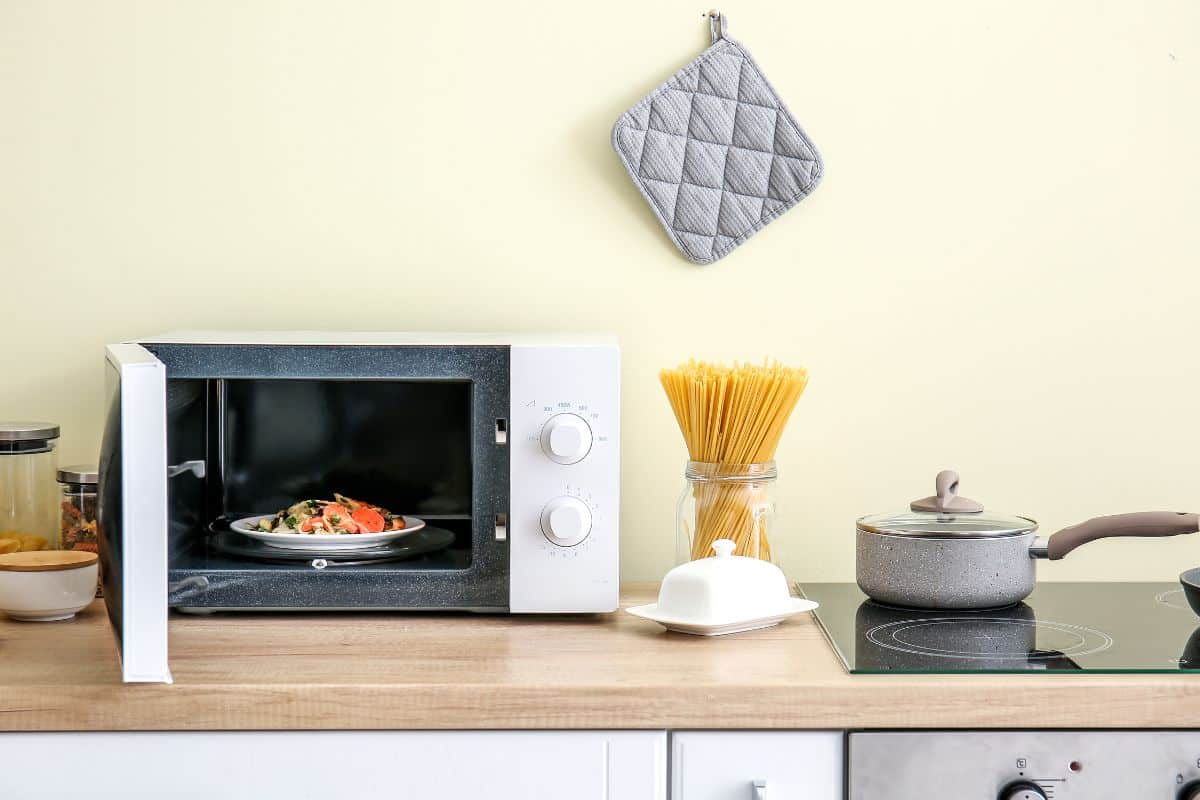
[{"x1": 99, "y1": 344, "x2": 171, "y2": 683}]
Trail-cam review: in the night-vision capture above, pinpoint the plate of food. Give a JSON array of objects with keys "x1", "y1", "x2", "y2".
[{"x1": 230, "y1": 494, "x2": 425, "y2": 552}]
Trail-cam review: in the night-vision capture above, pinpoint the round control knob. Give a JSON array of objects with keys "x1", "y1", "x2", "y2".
[
  {"x1": 539, "y1": 413, "x2": 593, "y2": 465},
  {"x1": 998, "y1": 782, "x2": 1047, "y2": 800},
  {"x1": 1179, "y1": 780, "x2": 1200, "y2": 800},
  {"x1": 540, "y1": 496, "x2": 593, "y2": 547}
]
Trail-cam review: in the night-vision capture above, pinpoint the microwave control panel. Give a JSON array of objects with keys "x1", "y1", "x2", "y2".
[{"x1": 509, "y1": 343, "x2": 620, "y2": 612}]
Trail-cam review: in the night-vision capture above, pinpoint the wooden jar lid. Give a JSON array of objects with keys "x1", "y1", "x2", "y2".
[{"x1": 0, "y1": 550, "x2": 99, "y2": 572}]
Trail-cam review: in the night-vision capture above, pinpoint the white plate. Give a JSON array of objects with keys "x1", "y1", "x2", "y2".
[
  {"x1": 624, "y1": 597, "x2": 819, "y2": 636},
  {"x1": 230, "y1": 514, "x2": 426, "y2": 552}
]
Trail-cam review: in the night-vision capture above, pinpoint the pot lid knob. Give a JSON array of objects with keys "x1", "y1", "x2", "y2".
[{"x1": 910, "y1": 469, "x2": 985, "y2": 513}]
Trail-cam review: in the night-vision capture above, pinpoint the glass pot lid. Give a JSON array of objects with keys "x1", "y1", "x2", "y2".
[{"x1": 856, "y1": 469, "x2": 1037, "y2": 539}]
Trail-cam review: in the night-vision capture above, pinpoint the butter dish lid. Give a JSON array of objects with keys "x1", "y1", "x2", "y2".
[{"x1": 650, "y1": 539, "x2": 795, "y2": 623}]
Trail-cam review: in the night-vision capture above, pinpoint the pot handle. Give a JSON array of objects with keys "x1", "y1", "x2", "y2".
[{"x1": 1042, "y1": 511, "x2": 1200, "y2": 560}]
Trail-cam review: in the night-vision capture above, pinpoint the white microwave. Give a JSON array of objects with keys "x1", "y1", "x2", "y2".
[{"x1": 98, "y1": 332, "x2": 620, "y2": 683}]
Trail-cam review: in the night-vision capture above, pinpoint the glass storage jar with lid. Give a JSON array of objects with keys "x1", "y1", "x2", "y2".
[
  {"x1": 0, "y1": 422, "x2": 61, "y2": 552},
  {"x1": 58, "y1": 465, "x2": 98, "y2": 554},
  {"x1": 58, "y1": 465, "x2": 100, "y2": 595}
]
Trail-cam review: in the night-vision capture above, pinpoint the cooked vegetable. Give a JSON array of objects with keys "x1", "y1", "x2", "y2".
[
  {"x1": 255, "y1": 494, "x2": 405, "y2": 536},
  {"x1": 351, "y1": 507, "x2": 386, "y2": 533}
]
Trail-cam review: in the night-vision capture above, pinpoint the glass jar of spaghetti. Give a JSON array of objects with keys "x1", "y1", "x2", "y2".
[{"x1": 676, "y1": 461, "x2": 778, "y2": 565}]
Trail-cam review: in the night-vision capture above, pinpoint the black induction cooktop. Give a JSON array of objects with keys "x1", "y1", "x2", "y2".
[{"x1": 798, "y1": 582, "x2": 1200, "y2": 674}]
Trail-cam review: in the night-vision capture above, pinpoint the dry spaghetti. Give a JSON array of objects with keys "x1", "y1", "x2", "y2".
[{"x1": 660, "y1": 360, "x2": 809, "y2": 561}]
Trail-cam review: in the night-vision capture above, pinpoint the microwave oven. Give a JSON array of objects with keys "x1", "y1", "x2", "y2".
[{"x1": 98, "y1": 332, "x2": 620, "y2": 683}]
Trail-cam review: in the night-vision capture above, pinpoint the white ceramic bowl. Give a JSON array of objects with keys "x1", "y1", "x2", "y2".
[{"x1": 0, "y1": 551, "x2": 99, "y2": 621}]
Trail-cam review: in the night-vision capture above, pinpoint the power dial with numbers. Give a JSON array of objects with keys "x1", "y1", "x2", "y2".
[{"x1": 539, "y1": 413, "x2": 593, "y2": 465}]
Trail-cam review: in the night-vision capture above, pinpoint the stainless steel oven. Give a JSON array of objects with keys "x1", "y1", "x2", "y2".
[
  {"x1": 849, "y1": 731, "x2": 1200, "y2": 798},
  {"x1": 98, "y1": 332, "x2": 619, "y2": 683}
]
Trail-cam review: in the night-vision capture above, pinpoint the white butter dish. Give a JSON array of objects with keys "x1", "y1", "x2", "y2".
[{"x1": 625, "y1": 539, "x2": 817, "y2": 636}]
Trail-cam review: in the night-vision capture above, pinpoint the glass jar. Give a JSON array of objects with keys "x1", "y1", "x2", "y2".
[
  {"x1": 676, "y1": 461, "x2": 778, "y2": 564},
  {"x1": 58, "y1": 465, "x2": 100, "y2": 596},
  {"x1": 58, "y1": 465, "x2": 99, "y2": 553},
  {"x1": 0, "y1": 422, "x2": 61, "y2": 553}
]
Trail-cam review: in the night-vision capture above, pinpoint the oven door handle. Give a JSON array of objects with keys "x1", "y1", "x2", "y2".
[{"x1": 167, "y1": 460, "x2": 206, "y2": 479}]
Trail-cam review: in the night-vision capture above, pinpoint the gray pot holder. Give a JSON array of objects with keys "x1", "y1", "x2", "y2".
[{"x1": 611, "y1": 13, "x2": 823, "y2": 265}]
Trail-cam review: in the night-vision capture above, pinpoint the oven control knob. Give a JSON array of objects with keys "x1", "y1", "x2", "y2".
[
  {"x1": 998, "y1": 782, "x2": 1047, "y2": 800},
  {"x1": 540, "y1": 496, "x2": 592, "y2": 547},
  {"x1": 539, "y1": 413, "x2": 593, "y2": 465},
  {"x1": 1179, "y1": 780, "x2": 1200, "y2": 800}
]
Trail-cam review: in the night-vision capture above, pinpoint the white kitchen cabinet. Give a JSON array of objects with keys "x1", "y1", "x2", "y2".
[
  {"x1": 671, "y1": 731, "x2": 844, "y2": 799},
  {"x1": 0, "y1": 730, "x2": 666, "y2": 799}
]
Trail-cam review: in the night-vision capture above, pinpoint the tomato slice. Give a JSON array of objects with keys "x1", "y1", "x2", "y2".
[
  {"x1": 322, "y1": 503, "x2": 351, "y2": 521},
  {"x1": 351, "y1": 507, "x2": 386, "y2": 533}
]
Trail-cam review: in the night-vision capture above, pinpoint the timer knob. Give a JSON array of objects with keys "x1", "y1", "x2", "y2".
[
  {"x1": 539, "y1": 413, "x2": 593, "y2": 465},
  {"x1": 998, "y1": 782, "x2": 1047, "y2": 800},
  {"x1": 1179, "y1": 780, "x2": 1200, "y2": 800},
  {"x1": 540, "y1": 496, "x2": 593, "y2": 547}
]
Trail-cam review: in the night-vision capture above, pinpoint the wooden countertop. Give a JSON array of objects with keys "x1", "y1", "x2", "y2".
[{"x1": 2, "y1": 584, "x2": 1200, "y2": 731}]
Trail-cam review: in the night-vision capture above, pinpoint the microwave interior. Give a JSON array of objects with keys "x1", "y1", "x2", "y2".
[{"x1": 163, "y1": 372, "x2": 507, "y2": 610}]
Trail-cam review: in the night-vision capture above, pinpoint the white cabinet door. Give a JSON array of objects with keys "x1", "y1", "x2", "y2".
[
  {"x1": 671, "y1": 732, "x2": 843, "y2": 800},
  {"x1": 0, "y1": 730, "x2": 666, "y2": 799}
]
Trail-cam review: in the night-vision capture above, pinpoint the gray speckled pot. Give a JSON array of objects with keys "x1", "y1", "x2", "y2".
[
  {"x1": 858, "y1": 469, "x2": 1200, "y2": 610},
  {"x1": 856, "y1": 528, "x2": 1038, "y2": 610}
]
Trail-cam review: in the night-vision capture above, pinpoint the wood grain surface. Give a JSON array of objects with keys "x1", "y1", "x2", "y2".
[
  {"x1": 1, "y1": 584, "x2": 1199, "y2": 731},
  {"x1": 0, "y1": 550, "x2": 98, "y2": 571}
]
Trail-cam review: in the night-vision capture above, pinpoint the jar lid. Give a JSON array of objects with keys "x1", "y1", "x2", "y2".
[
  {"x1": 856, "y1": 469, "x2": 1037, "y2": 539},
  {"x1": 57, "y1": 464, "x2": 99, "y2": 484},
  {"x1": 0, "y1": 421, "x2": 60, "y2": 442},
  {"x1": 0, "y1": 550, "x2": 98, "y2": 572}
]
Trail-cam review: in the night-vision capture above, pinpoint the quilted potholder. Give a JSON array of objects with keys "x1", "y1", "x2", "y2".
[{"x1": 611, "y1": 13, "x2": 823, "y2": 265}]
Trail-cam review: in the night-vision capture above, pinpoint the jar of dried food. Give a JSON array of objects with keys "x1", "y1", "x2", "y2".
[
  {"x1": 676, "y1": 460, "x2": 778, "y2": 565},
  {"x1": 58, "y1": 465, "x2": 98, "y2": 551},
  {"x1": 58, "y1": 465, "x2": 100, "y2": 595},
  {"x1": 0, "y1": 422, "x2": 60, "y2": 553}
]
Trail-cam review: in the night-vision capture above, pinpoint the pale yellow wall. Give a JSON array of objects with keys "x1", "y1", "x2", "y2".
[{"x1": 3, "y1": 1, "x2": 1199, "y2": 584}]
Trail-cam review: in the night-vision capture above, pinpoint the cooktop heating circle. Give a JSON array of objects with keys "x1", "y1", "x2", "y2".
[
  {"x1": 1155, "y1": 588, "x2": 1191, "y2": 611},
  {"x1": 864, "y1": 617, "x2": 1114, "y2": 661}
]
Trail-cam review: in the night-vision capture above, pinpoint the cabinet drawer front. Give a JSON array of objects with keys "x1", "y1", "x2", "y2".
[
  {"x1": 671, "y1": 732, "x2": 843, "y2": 800},
  {"x1": 0, "y1": 730, "x2": 665, "y2": 800}
]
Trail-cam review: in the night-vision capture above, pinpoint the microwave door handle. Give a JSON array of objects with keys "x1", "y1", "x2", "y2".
[{"x1": 167, "y1": 460, "x2": 206, "y2": 479}]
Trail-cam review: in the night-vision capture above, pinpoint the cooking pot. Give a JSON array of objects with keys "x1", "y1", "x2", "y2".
[
  {"x1": 1180, "y1": 625, "x2": 1200, "y2": 668},
  {"x1": 856, "y1": 470, "x2": 1200, "y2": 610},
  {"x1": 1179, "y1": 568, "x2": 1200, "y2": 618}
]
